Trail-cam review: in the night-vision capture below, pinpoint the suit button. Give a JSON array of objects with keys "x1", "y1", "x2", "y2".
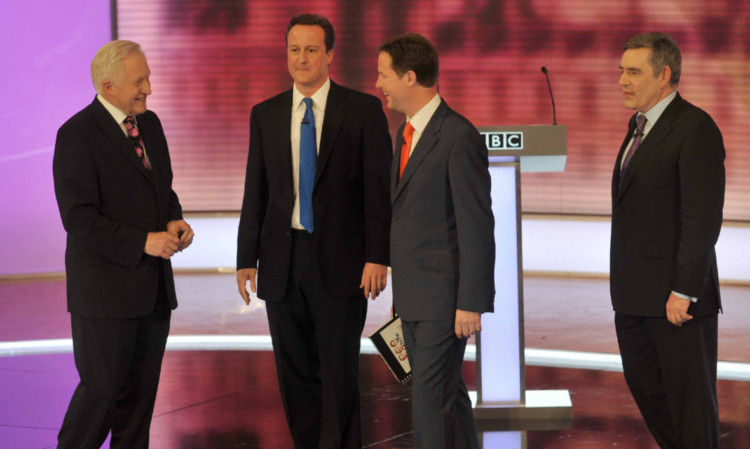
[
  {"x1": 285, "y1": 231, "x2": 291, "y2": 236},
  {"x1": 393, "y1": 217, "x2": 398, "y2": 222}
]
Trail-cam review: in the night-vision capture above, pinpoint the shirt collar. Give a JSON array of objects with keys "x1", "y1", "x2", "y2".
[
  {"x1": 406, "y1": 93, "x2": 441, "y2": 134},
  {"x1": 292, "y1": 78, "x2": 331, "y2": 112},
  {"x1": 641, "y1": 90, "x2": 677, "y2": 128},
  {"x1": 97, "y1": 93, "x2": 130, "y2": 125}
]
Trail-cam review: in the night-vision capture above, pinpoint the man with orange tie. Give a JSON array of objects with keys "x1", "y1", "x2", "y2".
[
  {"x1": 236, "y1": 14, "x2": 392, "y2": 449},
  {"x1": 376, "y1": 33, "x2": 495, "y2": 449}
]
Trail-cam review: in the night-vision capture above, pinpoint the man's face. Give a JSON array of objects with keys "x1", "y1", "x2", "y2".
[
  {"x1": 376, "y1": 51, "x2": 409, "y2": 114},
  {"x1": 287, "y1": 24, "x2": 333, "y2": 95},
  {"x1": 104, "y1": 51, "x2": 151, "y2": 116},
  {"x1": 618, "y1": 47, "x2": 668, "y2": 113}
]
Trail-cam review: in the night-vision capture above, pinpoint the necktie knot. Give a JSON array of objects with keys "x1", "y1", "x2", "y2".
[
  {"x1": 634, "y1": 114, "x2": 646, "y2": 137},
  {"x1": 403, "y1": 122, "x2": 415, "y2": 140},
  {"x1": 302, "y1": 98, "x2": 314, "y2": 122},
  {"x1": 124, "y1": 116, "x2": 140, "y2": 139}
]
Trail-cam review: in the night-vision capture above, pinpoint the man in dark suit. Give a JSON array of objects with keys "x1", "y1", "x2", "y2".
[
  {"x1": 236, "y1": 14, "x2": 392, "y2": 449},
  {"x1": 53, "y1": 40, "x2": 194, "y2": 448},
  {"x1": 375, "y1": 33, "x2": 495, "y2": 449},
  {"x1": 611, "y1": 32, "x2": 725, "y2": 449}
]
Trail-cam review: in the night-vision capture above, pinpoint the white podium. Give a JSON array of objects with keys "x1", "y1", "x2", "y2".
[{"x1": 472, "y1": 125, "x2": 573, "y2": 435}]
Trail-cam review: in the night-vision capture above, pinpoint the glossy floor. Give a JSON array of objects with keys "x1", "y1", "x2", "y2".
[{"x1": 1, "y1": 274, "x2": 748, "y2": 448}]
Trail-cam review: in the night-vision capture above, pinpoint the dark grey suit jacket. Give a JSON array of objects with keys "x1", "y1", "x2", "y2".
[
  {"x1": 237, "y1": 81, "x2": 392, "y2": 301},
  {"x1": 610, "y1": 92, "x2": 725, "y2": 317},
  {"x1": 53, "y1": 97, "x2": 183, "y2": 319},
  {"x1": 390, "y1": 99, "x2": 495, "y2": 321}
]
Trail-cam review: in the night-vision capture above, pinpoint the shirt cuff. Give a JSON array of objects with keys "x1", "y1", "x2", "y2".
[{"x1": 672, "y1": 291, "x2": 697, "y2": 303}]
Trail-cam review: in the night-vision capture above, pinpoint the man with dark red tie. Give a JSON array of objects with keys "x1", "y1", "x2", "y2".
[
  {"x1": 53, "y1": 40, "x2": 193, "y2": 448},
  {"x1": 611, "y1": 32, "x2": 725, "y2": 449}
]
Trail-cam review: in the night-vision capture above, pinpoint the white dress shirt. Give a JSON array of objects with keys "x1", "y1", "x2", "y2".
[
  {"x1": 403, "y1": 93, "x2": 442, "y2": 156},
  {"x1": 97, "y1": 93, "x2": 151, "y2": 166},
  {"x1": 290, "y1": 78, "x2": 330, "y2": 230}
]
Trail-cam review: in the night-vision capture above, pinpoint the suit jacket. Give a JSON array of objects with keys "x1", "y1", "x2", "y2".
[
  {"x1": 610, "y1": 92, "x2": 725, "y2": 317},
  {"x1": 390, "y1": 100, "x2": 495, "y2": 321},
  {"x1": 53, "y1": 97, "x2": 182, "y2": 319},
  {"x1": 237, "y1": 81, "x2": 392, "y2": 301}
]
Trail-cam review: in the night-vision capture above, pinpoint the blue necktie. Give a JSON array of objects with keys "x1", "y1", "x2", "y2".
[{"x1": 299, "y1": 98, "x2": 316, "y2": 232}]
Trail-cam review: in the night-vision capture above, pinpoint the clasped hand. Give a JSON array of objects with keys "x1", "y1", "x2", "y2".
[{"x1": 144, "y1": 219, "x2": 194, "y2": 259}]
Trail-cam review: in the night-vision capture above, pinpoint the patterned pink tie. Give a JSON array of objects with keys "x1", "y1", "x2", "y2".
[{"x1": 123, "y1": 116, "x2": 150, "y2": 169}]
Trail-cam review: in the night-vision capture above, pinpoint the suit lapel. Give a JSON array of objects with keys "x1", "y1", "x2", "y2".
[
  {"x1": 92, "y1": 98, "x2": 154, "y2": 184},
  {"x1": 273, "y1": 90, "x2": 295, "y2": 199},
  {"x1": 316, "y1": 82, "x2": 344, "y2": 189},
  {"x1": 393, "y1": 101, "x2": 447, "y2": 202},
  {"x1": 137, "y1": 114, "x2": 160, "y2": 193},
  {"x1": 612, "y1": 115, "x2": 637, "y2": 203},
  {"x1": 391, "y1": 123, "x2": 405, "y2": 201},
  {"x1": 615, "y1": 93, "x2": 684, "y2": 203}
]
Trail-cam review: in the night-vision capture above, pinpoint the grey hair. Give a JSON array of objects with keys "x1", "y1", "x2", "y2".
[
  {"x1": 624, "y1": 32, "x2": 681, "y2": 86},
  {"x1": 90, "y1": 40, "x2": 143, "y2": 94}
]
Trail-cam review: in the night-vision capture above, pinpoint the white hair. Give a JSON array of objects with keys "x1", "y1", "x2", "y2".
[{"x1": 90, "y1": 40, "x2": 143, "y2": 94}]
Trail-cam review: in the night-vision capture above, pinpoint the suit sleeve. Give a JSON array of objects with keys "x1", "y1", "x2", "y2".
[
  {"x1": 361, "y1": 96, "x2": 393, "y2": 266},
  {"x1": 448, "y1": 125, "x2": 496, "y2": 313},
  {"x1": 674, "y1": 113, "x2": 725, "y2": 297},
  {"x1": 53, "y1": 122, "x2": 146, "y2": 269},
  {"x1": 237, "y1": 105, "x2": 268, "y2": 269}
]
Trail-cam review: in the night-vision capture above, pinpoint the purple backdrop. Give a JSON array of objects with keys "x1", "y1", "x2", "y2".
[{"x1": 0, "y1": 1, "x2": 111, "y2": 275}]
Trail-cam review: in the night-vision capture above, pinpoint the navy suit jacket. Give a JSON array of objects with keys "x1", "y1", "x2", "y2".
[
  {"x1": 390, "y1": 99, "x2": 495, "y2": 321},
  {"x1": 237, "y1": 81, "x2": 392, "y2": 301},
  {"x1": 53, "y1": 97, "x2": 183, "y2": 319},
  {"x1": 610, "y1": 92, "x2": 725, "y2": 317}
]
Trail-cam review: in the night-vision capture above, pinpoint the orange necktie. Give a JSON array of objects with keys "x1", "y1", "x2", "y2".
[{"x1": 398, "y1": 122, "x2": 415, "y2": 180}]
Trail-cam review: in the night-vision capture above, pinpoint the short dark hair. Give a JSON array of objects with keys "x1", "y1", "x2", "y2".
[
  {"x1": 286, "y1": 14, "x2": 335, "y2": 52},
  {"x1": 624, "y1": 32, "x2": 681, "y2": 86},
  {"x1": 379, "y1": 33, "x2": 439, "y2": 87}
]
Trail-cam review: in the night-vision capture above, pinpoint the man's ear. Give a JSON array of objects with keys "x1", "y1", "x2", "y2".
[
  {"x1": 659, "y1": 65, "x2": 672, "y2": 89},
  {"x1": 406, "y1": 70, "x2": 417, "y2": 87}
]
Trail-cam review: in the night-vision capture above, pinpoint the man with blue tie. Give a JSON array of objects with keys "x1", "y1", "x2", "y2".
[
  {"x1": 236, "y1": 14, "x2": 392, "y2": 449},
  {"x1": 611, "y1": 32, "x2": 725, "y2": 449}
]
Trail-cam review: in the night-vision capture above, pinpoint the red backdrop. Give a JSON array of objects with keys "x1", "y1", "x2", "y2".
[{"x1": 118, "y1": 0, "x2": 750, "y2": 220}]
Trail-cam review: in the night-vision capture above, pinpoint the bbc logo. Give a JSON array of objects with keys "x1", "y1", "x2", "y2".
[{"x1": 481, "y1": 131, "x2": 524, "y2": 150}]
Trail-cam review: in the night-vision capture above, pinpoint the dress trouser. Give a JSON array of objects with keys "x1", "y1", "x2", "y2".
[
  {"x1": 58, "y1": 270, "x2": 171, "y2": 449},
  {"x1": 615, "y1": 312, "x2": 719, "y2": 449},
  {"x1": 265, "y1": 230, "x2": 367, "y2": 449},
  {"x1": 402, "y1": 318, "x2": 479, "y2": 449}
]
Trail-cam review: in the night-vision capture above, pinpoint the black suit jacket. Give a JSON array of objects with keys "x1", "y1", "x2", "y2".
[
  {"x1": 53, "y1": 97, "x2": 182, "y2": 319},
  {"x1": 237, "y1": 81, "x2": 392, "y2": 301},
  {"x1": 610, "y1": 92, "x2": 725, "y2": 317},
  {"x1": 390, "y1": 100, "x2": 495, "y2": 321}
]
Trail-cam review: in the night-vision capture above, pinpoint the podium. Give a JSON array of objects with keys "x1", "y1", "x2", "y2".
[{"x1": 471, "y1": 125, "x2": 573, "y2": 436}]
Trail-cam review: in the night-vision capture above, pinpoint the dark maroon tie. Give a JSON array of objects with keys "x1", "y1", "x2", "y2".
[
  {"x1": 123, "y1": 116, "x2": 150, "y2": 169},
  {"x1": 619, "y1": 114, "x2": 646, "y2": 188}
]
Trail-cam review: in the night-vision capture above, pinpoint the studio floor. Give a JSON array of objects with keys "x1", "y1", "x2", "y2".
[{"x1": 1, "y1": 274, "x2": 748, "y2": 448}]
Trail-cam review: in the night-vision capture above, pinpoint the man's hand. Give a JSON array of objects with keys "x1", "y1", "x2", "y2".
[
  {"x1": 666, "y1": 293, "x2": 693, "y2": 326},
  {"x1": 237, "y1": 268, "x2": 258, "y2": 305},
  {"x1": 145, "y1": 232, "x2": 180, "y2": 259},
  {"x1": 360, "y1": 263, "x2": 388, "y2": 300},
  {"x1": 167, "y1": 219, "x2": 194, "y2": 251},
  {"x1": 455, "y1": 309, "x2": 482, "y2": 339}
]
